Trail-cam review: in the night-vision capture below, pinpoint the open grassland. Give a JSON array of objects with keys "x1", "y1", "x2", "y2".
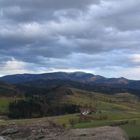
[{"x1": 62, "y1": 90, "x2": 140, "y2": 139}]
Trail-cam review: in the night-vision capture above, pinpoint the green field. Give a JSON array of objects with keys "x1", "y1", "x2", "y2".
[
  {"x1": 58, "y1": 90, "x2": 140, "y2": 139},
  {"x1": 0, "y1": 97, "x2": 14, "y2": 114},
  {"x1": 54, "y1": 111, "x2": 140, "y2": 139}
]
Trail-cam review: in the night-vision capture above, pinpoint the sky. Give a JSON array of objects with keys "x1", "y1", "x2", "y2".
[{"x1": 0, "y1": 0, "x2": 140, "y2": 79}]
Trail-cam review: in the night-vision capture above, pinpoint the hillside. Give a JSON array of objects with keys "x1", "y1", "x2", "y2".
[
  {"x1": 0, "y1": 72, "x2": 129, "y2": 85},
  {"x1": 0, "y1": 81, "x2": 20, "y2": 97},
  {"x1": 3, "y1": 86, "x2": 140, "y2": 115},
  {"x1": 48, "y1": 87, "x2": 140, "y2": 113},
  {"x1": 0, "y1": 87, "x2": 139, "y2": 139}
]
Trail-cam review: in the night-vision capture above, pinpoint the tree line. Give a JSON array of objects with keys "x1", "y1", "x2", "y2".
[{"x1": 8, "y1": 95, "x2": 80, "y2": 119}]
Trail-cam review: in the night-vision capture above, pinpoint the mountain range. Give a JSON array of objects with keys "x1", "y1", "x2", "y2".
[{"x1": 0, "y1": 72, "x2": 140, "y2": 96}]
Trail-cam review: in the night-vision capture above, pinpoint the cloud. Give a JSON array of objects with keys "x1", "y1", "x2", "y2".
[
  {"x1": 0, "y1": 58, "x2": 29, "y2": 75},
  {"x1": 0, "y1": 0, "x2": 99, "y2": 23},
  {"x1": 0, "y1": 0, "x2": 140, "y2": 79}
]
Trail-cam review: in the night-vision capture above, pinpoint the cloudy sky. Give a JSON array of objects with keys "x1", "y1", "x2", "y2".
[{"x1": 0, "y1": 0, "x2": 140, "y2": 79}]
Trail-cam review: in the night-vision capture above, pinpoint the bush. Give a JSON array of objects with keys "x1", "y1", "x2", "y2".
[{"x1": 69, "y1": 118, "x2": 78, "y2": 127}]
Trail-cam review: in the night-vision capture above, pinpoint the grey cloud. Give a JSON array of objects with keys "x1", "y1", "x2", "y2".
[
  {"x1": 0, "y1": 0, "x2": 140, "y2": 78},
  {"x1": 98, "y1": 0, "x2": 140, "y2": 30},
  {"x1": 0, "y1": 0, "x2": 99, "y2": 9},
  {"x1": 0, "y1": 0, "x2": 99, "y2": 22}
]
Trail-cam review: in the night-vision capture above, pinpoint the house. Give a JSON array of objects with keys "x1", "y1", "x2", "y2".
[{"x1": 80, "y1": 107, "x2": 96, "y2": 116}]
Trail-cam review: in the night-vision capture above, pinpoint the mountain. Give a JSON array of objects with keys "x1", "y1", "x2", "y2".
[
  {"x1": 0, "y1": 72, "x2": 98, "y2": 84},
  {"x1": 0, "y1": 72, "x2": 129, "y2": 84},
  {"x1": 0, "y1": 72, "x2": 140, "y2": 96}
]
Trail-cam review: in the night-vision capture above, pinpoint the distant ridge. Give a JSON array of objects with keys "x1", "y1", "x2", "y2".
[
  {"x1": 0, "y1": 72, "x2": 140, "y2": 96},
  {"x1": 0, "y1": 71, "x2": 128, "y2": 84}
]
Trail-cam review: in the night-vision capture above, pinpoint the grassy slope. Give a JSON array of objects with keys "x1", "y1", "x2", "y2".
[
  {"x1": 0, "y1": 97, "x2": 23, "y2": 115},
  {"x1": 0, "y1": 88, "x2": 139, "y2": 139},
  {"x1": 60, "y1": 88, "x2": 140, "y2": 138},
  {"x1": 0, "y1": 82, "x2": 23, "y2": 114},
  {"x1": 0, "y1": 97, "x2": 16, "y2": 114}
]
